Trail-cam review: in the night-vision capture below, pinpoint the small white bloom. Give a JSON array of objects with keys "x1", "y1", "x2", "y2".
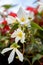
[
  {"x1": 6, "y1": 15, "x2": 17, "y2": 24},
  {"x1": 3, "y1": 11, "x2": 8, "y2": 16},
  {"x1": 0, "y1": 16, "x2": 4, "y2": 24},
  {"x1": 37, "y1": 2, "x2": 43, "y2": 6},
  {"x1": 38, "y1": 2, "x2": 43, "y2": 12},
  {"x1": 27, "y1": 11, "x2": 34, "y2": 21},
  {"x1": 38, "y1": 6, "x2": 43, "y2": 13},
  {"x1": 1, "y1": 47, "x2": 23, "y2": 64},
  {"x1": 0, "y1": 7, "x2": 5, "y2": 13},
  {"x1": 0, "y1": 7, "x2": 5, "y2": 23},
  {"x1": 17, "y1": 7, "x2": 30, "y2": 26},
  {"x1": 11, "y1": 28, "x2": 25, "y2": 43}
]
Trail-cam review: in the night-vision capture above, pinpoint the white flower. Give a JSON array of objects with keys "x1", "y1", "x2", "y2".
[
  {"x1": 37, "y1": 2, "x2": 43, "y2": 5},
  {"x1": 0, "y1": 7, "x2": 5, "y2": 14},
  {"x1": 38, "y1": 2, "x2": 43, "y2": 12},
  {"x1": 1, "y1": 47, "x2": 23, "y2": 64},
  {"x1": 0, "y1": 7, "x2": 6, "y2": 23},
  {"x1": 3, "y1": 11, "x2": 8, "y2": 16},
  {"x1": 11, "y1": 28, "x2": 25, "y2": 43},
  {"x1": 17, "y1": 7, "x2": 30, "y2": 26},
  {"x1": 38, "y1": 6, "x2": 43, "y2": 13},
  {"x1": 6, "y1": 15, "x2": 17, "y2": 24},
  {"x1": 27, "y1": 11, "x2": 34, "y2": 21},
  {"x1": 0, "y1": 16, "x2": 4, "y2": 24}
]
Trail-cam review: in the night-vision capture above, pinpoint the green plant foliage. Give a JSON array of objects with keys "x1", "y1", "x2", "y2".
[
  {"x1": 31, "y1": 22, "x2": 43, "y2": 31},
  {"x1": 2, "y1": 4, "x2": 14, "y2": 9},
  {"x1": 32, "y1": 54, "x2": 42, "y2": 64}
]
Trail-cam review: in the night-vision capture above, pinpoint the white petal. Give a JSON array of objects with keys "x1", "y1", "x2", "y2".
[
  {"x1": 15, "y1": 37, "x2": 20, "y2": 43},
  {"x1": 28, "y1": 11, "x2": 34, "y2": 20},
  {"x1": 8, "y1": 49, "x2": 15, "y2": 64},
  {"x1": 21, "y1": 34, "x2": 25, "y2": 43},
  {"x1": 27, "y1": 20, "x2": 31, "y2": 27},
  {"x1": 38, "y1": 6, "x2": 43, "y2": 12},
  {"x1": 21, "y1": 37, "x2": 25, "y2": 43},
  {"x1": 6, "y1": 16, "x2": 16, "y2": 24},
  {"x1": 11, "y1": 31, "x2": 17, "y2": 38},
  {"x1": 0, "y1": 7, "x2": 5, "y2": 13},
  {"x1": 17, "y1": 7, "x2": 27, "y2": 19},
  {"x1": 17, "y1": 28, "x2": 22, "y2": 32},
  {"x1": 1, "y1": 48, "x2": 12, "y2": 54},
  {"x1": 37, "y1": 2, "x2": 43, "y2": 5},
  {"x1": 16, "y1": 49, "x2": 24, "y2": 62},
  {"x1": 0, "y1": 16, "x2": 4, "y2": 23}
]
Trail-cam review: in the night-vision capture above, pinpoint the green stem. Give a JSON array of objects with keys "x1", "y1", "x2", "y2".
[
  {"x1": 25, "y1": 58, "x2": 32, "y2": 65},
  {"x1": 28, "y1": 59, "x2": 32, "y2": 65}
]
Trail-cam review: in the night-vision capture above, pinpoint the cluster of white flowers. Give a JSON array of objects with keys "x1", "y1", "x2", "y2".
[
  {"x1": 1, "y1": 7, "x2": 35, "y2": 64},
  {"x1": 0, "y1": 6, "x2": 34, "y2": 24},
  {"x1": 6, "y1": 7, "x2": 34, "y2": 25}
]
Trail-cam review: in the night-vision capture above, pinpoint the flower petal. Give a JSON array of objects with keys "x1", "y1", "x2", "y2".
[
  {"x1": 17, "y1": 7, "x2": 27, "y2": 19},
  {"x1": 15, "y1": 37, "x2": 20, "y2": 43},
  {"x1": 16, "y1": 49, "x2": 24, "y2": 62},
  {"x1": 0, "y1": 7, "x2": 5, "y2": 13},
  {"x1": 8, "y1": 49, "x2": 15, "y2": 64},
  {"x1": 21, "y1": 37, "x2": 25, "y2": 43},
  {"x1": 1, "y1": 48, "x2": 12, "y2": 54},
  {"x1": 6, "y1": 16, "x2": 16, "y2": 24},
  {"x1": 21, "y1": 34, "x2": 25, "y2": 43},
  {"x1": 11, "y1": 30, "x2": 17, "y2": 38}
]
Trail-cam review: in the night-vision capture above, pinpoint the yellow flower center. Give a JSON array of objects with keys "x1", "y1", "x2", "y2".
[
  {"x1": 17, "y1": 32, "x2": 23, "y2": 38},
  {"x1": 20, "y1": 17, "x2": 25, "y2": 22}
]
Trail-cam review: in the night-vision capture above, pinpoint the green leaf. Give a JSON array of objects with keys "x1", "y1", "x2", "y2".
[
  {"x1": 32, "y1": 54, "x2": 42, "y2": 64},
  {"x1": 10, "y1": 23, "x2": 19, "y2": 33},
  {"x1": 31, "y1": 22, "x2": 43, "y2": 31},
  {"x1": 37, "y1": 30, "x2": 43, "y2": 39},
  {"x1": 2, "y1": 4, "x2": 14, "y2": 9},
  {"x1": 0, "y1": 42, "x2": 6, "y2": 48}
]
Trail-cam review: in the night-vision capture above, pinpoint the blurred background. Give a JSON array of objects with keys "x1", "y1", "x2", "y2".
[
  {"x1": 0, "y1": 0, "x2": 43, "y2": 13},
  {"x1": 0, "y1": 0, "x2": 38, "y2": 13}
]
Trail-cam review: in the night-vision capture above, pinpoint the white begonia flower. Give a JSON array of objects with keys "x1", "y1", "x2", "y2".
[
  {"x1": 1, "y1": 47, "x2": 23, "y2": 64},
  {"x1": 38, "y1": 2, "x2": 43, "y2": 13},
  {"x1": 16, "y1": 7, "x2": 30, "y2": 26},
  {"x1": 11, "y1": 28, "x2": 25, "y2": 43},
  {"x1": 6, "y1": 15, "x2": 17, "y2": 24}
]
